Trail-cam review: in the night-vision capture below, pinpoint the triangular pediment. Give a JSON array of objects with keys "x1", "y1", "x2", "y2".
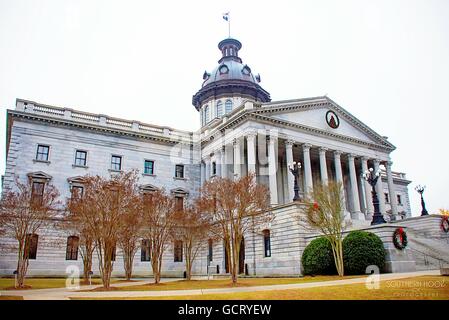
[
  {"x1": 27, "y1": 171, "x2": 52, "y2": 180},
  {"x1": 170, "y1": 187, "x2": 189, "y2": 195},
  {"x1": 256, "y1": 97, "x2": 394, "y2": 149}
]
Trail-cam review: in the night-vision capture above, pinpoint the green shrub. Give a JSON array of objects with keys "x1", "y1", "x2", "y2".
[
  {"x1": 301, "y1": 237, "x2": 337, "y2": 275},
  {"x1": 343, "y1": 230, "x2": 386, "y2": 275}
]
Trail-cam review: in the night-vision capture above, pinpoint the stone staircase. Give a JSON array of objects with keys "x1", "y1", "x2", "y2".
[{"x1": 405, "y1": 228, "x2": 449, "y2": 270}]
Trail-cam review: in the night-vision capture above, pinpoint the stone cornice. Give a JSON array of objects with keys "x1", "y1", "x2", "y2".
[{"x1": 8, "y1": 110, "x2": 195, "y2": 147}]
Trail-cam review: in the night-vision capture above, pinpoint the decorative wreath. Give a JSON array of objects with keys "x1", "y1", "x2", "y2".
[
  {"x1": 441, "y1": 216, "x2": 449, "y2": 233},
  {"x1": 393, "y1": 227, "x2": 408, "y2": 250}
]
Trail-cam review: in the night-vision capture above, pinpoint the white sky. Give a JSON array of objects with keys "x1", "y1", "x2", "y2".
[{"x1": 1, "y1": 0, "x2": 448, "y2": 216}]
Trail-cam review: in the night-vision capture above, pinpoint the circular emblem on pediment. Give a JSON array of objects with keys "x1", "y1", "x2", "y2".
[{"x1": 325, "y1": 110, "x2": 340, "y2": 129}]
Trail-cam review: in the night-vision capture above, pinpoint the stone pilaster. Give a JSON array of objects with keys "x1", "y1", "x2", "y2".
[
  {"x1": 285, "y1": 140, "x2": 294, "y2": 202},
  {"x1": 302, "y1": 143, "x2": 313, "y2": 195}
]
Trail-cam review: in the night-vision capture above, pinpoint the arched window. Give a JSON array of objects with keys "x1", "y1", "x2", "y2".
[
  {"x1": 205, "y1": 105, "x2": 210, "y2": 123},
  {"x1": 263, "y1": 229, "x2": 271, "y2": 257},
  {"x1": 225, "y1": 99, "x2": 233, "y2": 114},
  {"x1": 66, "y1": 236, "x2": 79, "y2": 260},
  {"x1": 216, "y1": 100, "x2": 223, "y2": 117}
]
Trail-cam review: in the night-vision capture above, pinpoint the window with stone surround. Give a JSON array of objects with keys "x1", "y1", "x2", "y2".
[
  {"x1": 36, "y1": 144, "x2": 49, "y2": 161},
  {"x1": 144, "y1": 160, "x2": 154, "y2": 175},
  {"x1": 397, "y1": 194, "x2": 402, "y2": 205},
  {"x1": 74, "y1": 150, "x2": 87, "y2": 167},
  {"x1": 25, "y1": 233, "x2": 39, "y2": 260},
  {"x1": 175, "y1": 164, "x2": 184, "y2": 179},
  {"x1": 263, "y1": 229, "x2": 271, "y2": 257},
  {"x1": 174, "y1": 240, "x2": 183, "y2": 262},
  {"x1": 111, "y1": 155, "x2": 122, "y2": 171},
  {"x1": 66, "y1": 236, "x2": 79, "y2": 260},
  {"x1": 141, "y1": 239, "x2": 151, "y2": 262}
]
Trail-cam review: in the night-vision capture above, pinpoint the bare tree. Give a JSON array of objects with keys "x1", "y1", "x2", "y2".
[
  {"x1": 172, "y1": 203, "x2": 214, "y2": 280},
  {"x1": 0, "y1": 177, "x2": 60, "y2": 288},
  {"x1": 140, "y1": 189, "x2": 176, "y2": 284},
  {"x1": 198, "y1": 173, "x2": 271, "y2": 284},
  {"x1": 300, "y1": 180, "x2": 349, "y2": 277},
  {"x1": 67, "y1": 171, "x2": 140, "y2": 289},
  {"x1": 117, "y1": 204, "x2": 141, "y2": 281}
]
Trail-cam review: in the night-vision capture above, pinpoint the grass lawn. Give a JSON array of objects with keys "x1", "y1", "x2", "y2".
[
  {"x1": 0, "y1": 278, "x2": 128, "y2": 290},
  {"x1": 84, "y1": 275, "x2": 364, "y2": 292},
  {"x1": 70, "y1": 276, "x2": 449, "y2": 300},
  {"x1": 0, "y1": 295, "x2": 24, "y2": 300}
]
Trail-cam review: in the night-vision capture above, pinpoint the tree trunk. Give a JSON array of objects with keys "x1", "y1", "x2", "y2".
[
  {"x1": 123, "y1": 247, "x2": 134, "y2": 281},
  {"x1": 82, "y1": 249, "x2": 93, "y2": 283},
  {"x1": 16, "y1": 240, "x2": 29, "y2": 288},
  {"x1": 151, "y1": 258, "x2": 160, "y2": 284}
]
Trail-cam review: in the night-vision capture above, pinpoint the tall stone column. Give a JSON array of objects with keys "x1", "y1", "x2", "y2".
[
  {"x1": 221, "y1": 145, "x2": 227, "y2": 178},
  {"x1": 319, "y1": 147, "x2": 328, "y2": 185},
  {"x1": 373, "y1": 160, "x2": 386, "y2": 215},
  {"x1": 285, "y1": 140, "x2": 294, "y2": 202},
  {"x1": 361, "y1": 157, "x2": 374, "y2": 216},
  {"x1": 334, "y1": 151, "x2": 347, "y2": 214},
  {"x1": 268, "y1": 136, "x2": 278, "y2": 205},
  {"x1": 205, "y1": 156, "x2": 211, "y2": 180},
  {"x1": 215, "y1": 148, "x2": 222, "y2": 177},
  {"x1": 348, "y1": 154, "x2": 363, "y2": 219},
  {"x1": 246, "y1": 132, "x2": 257, "y2": 175},
  {"x1": 233, "y1": 138, "x2": 241, "y2": 180},
  {"x1": 385, "y1": 161, "x2": 399, "y2": 219},
  {"x1": 200, "y1": 161, "x2": 205, "y2": 186},
  {"x1": 302, "y1": 144, "x2": 313, "y2": 195}
]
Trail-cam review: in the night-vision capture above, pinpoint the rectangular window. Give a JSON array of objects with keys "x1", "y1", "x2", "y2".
[
  {"x1": 175, "y1": 164, "x2": 184, "y2": 178},
  {"x1": 263, "y1": 230, "x2": 271, "y2": 257},
  {"x1": 31, "y1": 182, "x2": 44, "y2": 206},
  {"x1": 175, "y1": 196, "x2": 184, "y2": 211},
  {"x1": 174, "y1": 240, "x2": 183, "y2": 262},
  {"x1": 36, "y1": 145, "x2": 49, "y2": 161},
  {"x1": 144, "y1": 160, "x2": 154, "y2": 175},
  {"x1": 66, "y1": 236, "x2": 79, "y2": 260},
  {"x1": 212, "y1": 162, "x2": 217, "y2": 175},
  {"x1": 397, "y1": 194, "x2": 402, "y2": 205},
  {"x1": 71, "y1": 186, "x2": 84, "y2": 200},
  {"x1": 141, "y1": 239, "x2": 151, "y2": 262},
  {"x1": 208, "y1": 239, "x2": 213, "y2": 262},
  {"x1": 74, "y1": 150, "x2": 87, "y2": 166},
  {"x1": 384, "y1": 193, "x2": 389, "y2": 204},
  {"x1": 111, "y1": 155, "x2": 122, "y2": 171},
  {"x1": 25, "y1": 234, "x2": 39, "y2": 260}
]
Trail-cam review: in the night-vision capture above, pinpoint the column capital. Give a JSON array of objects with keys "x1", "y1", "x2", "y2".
[
  {"x1": 302, "y1": 143, "x2": 312, "y2": 151},
  {"x1": 215, "y1": 148, "x2": 222, "y2": 155},
  {"x1": 361, "y1": 156, "x2": 370, "y2": 161},
  {"x1": 285, "y1": 139, "x2": 294, "y2": 147},
  {"x1": 318, "y1": 147, "x2": 328, "y2": 153},
  {"x1": 267, "y1": 135, "x2": 277, "y2": 145},
  {"x1": 245, "y1": 130, "x2": 257, "y2": 139},
  {"x1": 233, "y1": 138, "x2": 239, "y2": 146},
  {"x1": 333, "y1": 150, "x2": 343, "y2": 157},
  {"x1": 385, "y1": 160, "x2": 393, "y2": 168},
  {"x1": 348, "y1": 153, "x2": 358, "y2": 160},
  {"x1": 373, "y1": 159, "x2": 381, "y2": 166}
]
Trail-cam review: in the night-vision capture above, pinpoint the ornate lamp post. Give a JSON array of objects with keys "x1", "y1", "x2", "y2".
[
  {"x1": 363, "y1": 168, "x2": 386, "y2": 225},
  {"x1": 289, "y1": 161, "x2": 302, "y2": 201},
  {"x1": 415, "y1": 185, "x2": 429, "y2": 216}
]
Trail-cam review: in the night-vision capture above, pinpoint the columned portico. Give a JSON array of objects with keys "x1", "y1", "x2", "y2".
[
  {"x1": 268, "y1": 136, "x2": 278, "y2": 205},
  {"x1": 285, "y1": 140, "x2": 294, "y2": 202},
  {"x1": 385, "y1": 161, "x2": 399, "y2": 219},
  {"x1": 348, "y1": 154, "x2": 363, "y2": 219},
  {"x1": 302, "y1": 143, "x2": 313, "y2": 195}
]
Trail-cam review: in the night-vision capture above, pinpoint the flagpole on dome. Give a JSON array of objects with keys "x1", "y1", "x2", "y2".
[{"x1": 223, "y1": 12, "x2": 230, "y2": 38}]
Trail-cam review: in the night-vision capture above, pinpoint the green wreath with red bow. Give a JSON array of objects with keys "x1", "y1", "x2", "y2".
[
  {"x1": 393, "y1": 227, "x2": 408, "y2": 250},
  {"x1": 441, "y1": 216, "x2": 449, "y2": 233}
]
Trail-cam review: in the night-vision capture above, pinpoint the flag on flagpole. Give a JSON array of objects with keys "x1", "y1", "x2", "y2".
[{"x1": 223, "y1": 12, "x2": 229, "y2": 21}]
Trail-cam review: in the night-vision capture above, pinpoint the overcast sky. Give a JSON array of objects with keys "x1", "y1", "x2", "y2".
[{"x1": 1, "y1": 0, "x2": 448, "y2": 216}]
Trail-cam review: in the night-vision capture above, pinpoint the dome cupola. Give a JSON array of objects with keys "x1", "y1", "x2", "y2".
[{"x1": 192, "y1": 38, "x2": 271, "y2": 111}]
